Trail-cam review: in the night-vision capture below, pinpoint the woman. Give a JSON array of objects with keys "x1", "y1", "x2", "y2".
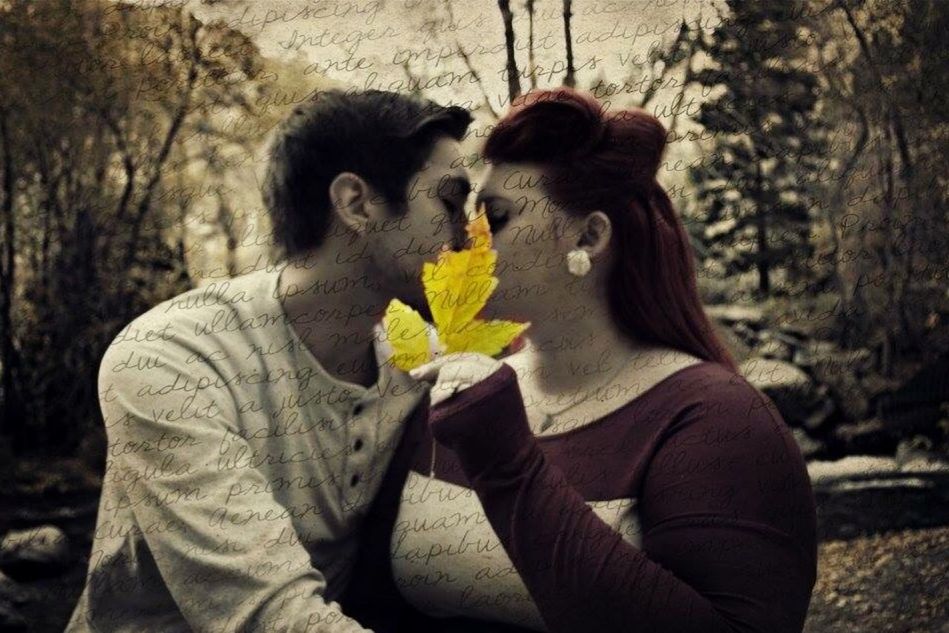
[{"x1": 341, "y1": 87, "x2": 817, "y2": 633}]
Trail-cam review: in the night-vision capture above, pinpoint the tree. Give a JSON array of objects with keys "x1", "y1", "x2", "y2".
[
  {"x1": 805, "y1": 0, "x2": 949, "y2": 370},
  {"x1": 689, "y1": 0, "x2": 830, "y2": 296},
  {"x1": 498, "y1": 0, "x2": 522, "y2": 101},
  {"x1": 0, "y1": 0, "x2": 271, "y2": 454}
]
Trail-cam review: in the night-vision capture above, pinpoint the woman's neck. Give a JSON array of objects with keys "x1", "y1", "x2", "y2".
[{"x1": 519, "y1": 305, "x2": 647, "y2": 395}]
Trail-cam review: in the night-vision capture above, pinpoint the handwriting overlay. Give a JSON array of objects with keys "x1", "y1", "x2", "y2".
[{"x1": 3, "y1": 1, "x2": 945, "y2": 632}]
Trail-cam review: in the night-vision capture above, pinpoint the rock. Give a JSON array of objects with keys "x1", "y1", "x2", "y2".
[
  {"x1": 803, "y1": 385, "x2": 837, "y2": 431},
  {"x1": 895, "y1": 438, "x2": 949, "y2": 474},
  {"x1": 791, "y1": 428, "x2": 827, "y2": 460},
  {"x1": 804, "y1": 342, "x2": 871, "y2": 422},
  {"x1": 0, "y1": 525, "x2": 71, "y2": 580},
  {"x1": 777, "y1": 322, "x2": 810, "y2": 342},
  {"x1": 705, "y1": 304, "x2": 765, "y2": 328},
  {"x1": 800, "y1": 344, "x2": 875, "y2": 378},
  {"x1": 819, "y1": 369, "x2": 869, "y2": 422},
  {"x1": 833, "y1": 418, "x2": 898, "y2": 454},
  {"x1": 861, "y1": 373, "x2": 902, "y2": 401},
  {"x1": 0, "y1": 599, "x2": 27, "y2": 632},
  {"x1": 739, "y1": 357, "x2": 820, "y2": 426},
  {"x1": 0, "y1": 572, "x2": 26, "y2": 633},
  {"x1": 807, "y1": 455, "x2": 899, "y2": 486},
  {"x1": 878, "y1": 352, "x2": 949, "y2": 437},
  {"x1": 0, "y1": 571, "x2": 25, "y2": 606}
]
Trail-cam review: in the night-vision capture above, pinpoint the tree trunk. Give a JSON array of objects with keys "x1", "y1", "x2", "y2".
[
  {"x1": 526, "y1": 0, "x2": 537, "y2": 89},
  {"x1": 562, "y1": 0, "x2": 576, "y2": 88},
  {"x1": 0, "y1": 107, "x2": 23, "y2": 439},
  {"x1": 754, "y1": 159, "x2": 770, "y2": 295},
  {"x1": 497, "y1": 0, "x2": 522, "y2": 101},
  {"x1": 218, "y1": 195, "x2": 238, "y2": 278}
]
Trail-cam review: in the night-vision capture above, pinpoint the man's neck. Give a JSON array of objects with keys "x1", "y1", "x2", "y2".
[{"x1": 277, "y1": 247, "x2": 387, "y2": 389}]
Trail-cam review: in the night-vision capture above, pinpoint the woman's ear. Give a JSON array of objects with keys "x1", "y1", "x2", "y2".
[
  {"x1": 329, "y1": 171, "x2": 373, "y2": 235},
  {"x1": 574, "y1": 210, "x2": 612, "y2": 258}
]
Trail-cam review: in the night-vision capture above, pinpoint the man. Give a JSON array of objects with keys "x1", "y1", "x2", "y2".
[{"x1": 66, "y1": 89, "x2": 473, "y2": 632}]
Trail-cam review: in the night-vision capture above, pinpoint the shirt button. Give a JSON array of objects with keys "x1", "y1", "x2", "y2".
[
  {"x1": 352, "y1": 438, "x2": 363, "y2": 451},
  {"x1": 353, "y1": 403, "x2": 364, "y2": 416},
  {"x1": 350, "y1": 474, "x2": 360, "y2": 487}
]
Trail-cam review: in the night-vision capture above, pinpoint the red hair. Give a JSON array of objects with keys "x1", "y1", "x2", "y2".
[{"x1": 483, "y1": 87, "x2": 738, "y2": 373}]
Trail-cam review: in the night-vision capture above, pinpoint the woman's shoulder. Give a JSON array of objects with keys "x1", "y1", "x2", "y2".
[
  {"x1": 640, "y1": 360, "x2": 817, "y2": 546},
  {"x1": 661, "y1": 360, "x2": 789, "y2": 435},
  {"x1": 638, "y1": 359, "x2": 794, "y2": 462}
]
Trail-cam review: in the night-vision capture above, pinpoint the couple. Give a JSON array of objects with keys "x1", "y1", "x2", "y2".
[{"x1": 67, "y1": 87, "x2": 817, "y2": 633}]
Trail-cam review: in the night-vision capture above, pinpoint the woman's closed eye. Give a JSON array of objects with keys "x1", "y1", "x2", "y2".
[{"x1": 485, "y1": 204, "x2": 510, "y2": 232}]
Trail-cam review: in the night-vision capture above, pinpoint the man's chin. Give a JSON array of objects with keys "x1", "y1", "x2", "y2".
[
  {"x1": 388, "y1": 283, "x2": 432, "y2": 321},
  {"x1": 404, "y1": 296, "x2": 433, "y2": 322},
  {"x1": 480, "y1": 297, "x2": 531, "y2": 324}
]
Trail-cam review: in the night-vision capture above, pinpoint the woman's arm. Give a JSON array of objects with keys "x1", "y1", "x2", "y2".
[{"x1": 429, "y1": 363, "x2": 817, "y2": 633}]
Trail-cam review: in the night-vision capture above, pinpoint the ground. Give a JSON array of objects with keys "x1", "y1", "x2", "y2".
[
  {"x1": 805, "y1": 527, "x2": 949, "y2": 633},
  {"x1": 2, "y1": 469, "x2": 947, "y2": 631}
]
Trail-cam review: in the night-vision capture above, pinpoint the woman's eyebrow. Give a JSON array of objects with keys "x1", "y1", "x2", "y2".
[{"x1": 475, "y1": 192, "x2": 505, "y2": 206}]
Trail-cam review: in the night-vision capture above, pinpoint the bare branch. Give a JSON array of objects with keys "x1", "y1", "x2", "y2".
[
  {"x1": 835, "y1": 0, "x2": 914, "y2": 181},
  {"x1": 498, "y1": 0, "x2": 522, "y2": 100},
  {"x1": 123, "y1": 12, "x2": 202, "y2": 270},
  {"x1": 525, "y1": 0, "x2": 537, "y2": 90},
  {"x1": 562, "y1": 0, "x2": 576, "y2": 88}
]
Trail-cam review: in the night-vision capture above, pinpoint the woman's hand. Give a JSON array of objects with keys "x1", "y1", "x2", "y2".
[{"x1": 408, "y1": 352, "x2": 503, "y2": 406}]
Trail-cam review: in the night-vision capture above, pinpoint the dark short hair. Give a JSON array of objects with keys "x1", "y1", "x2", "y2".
[{"x1": 262, "y1": 89, "x2": 472, "y2": 257}]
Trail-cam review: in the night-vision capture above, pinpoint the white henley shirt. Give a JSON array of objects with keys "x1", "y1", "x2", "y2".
[{"x1": 65, "y1": 264, "x2": 430, "y2": 632}]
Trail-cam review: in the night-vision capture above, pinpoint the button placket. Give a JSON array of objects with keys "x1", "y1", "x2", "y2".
[
  {"x1": 350, "y1": 397, "x2": 367, "y2": 455},
  {"x1": 346, "y1": 396, "x2": 371, "y2": 499}
]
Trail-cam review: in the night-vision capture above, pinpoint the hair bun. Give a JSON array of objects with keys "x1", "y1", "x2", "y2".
[{"x1": 605, "y1": 109, "x2": 667, "y2": 186}]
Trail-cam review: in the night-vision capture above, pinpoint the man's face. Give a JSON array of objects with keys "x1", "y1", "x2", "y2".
[{"x1": 367, "y1": 136, "x2": 470, "y2": 314}]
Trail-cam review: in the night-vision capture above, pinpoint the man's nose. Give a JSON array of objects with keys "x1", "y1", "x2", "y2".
[{"x1": 449, "y1": 209, "x2": 469, "y2": 251}]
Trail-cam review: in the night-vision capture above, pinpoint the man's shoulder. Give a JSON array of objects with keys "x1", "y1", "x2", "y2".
[{"x1": 106, "y1": 269, "x2": 276, "y2": 351}]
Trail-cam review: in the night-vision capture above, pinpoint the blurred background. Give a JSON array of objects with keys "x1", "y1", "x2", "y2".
[{"x1": 0, "y1": 0, "x2": 946, "y2": 630}]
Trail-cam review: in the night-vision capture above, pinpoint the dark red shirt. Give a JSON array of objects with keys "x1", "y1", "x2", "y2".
[{"x1": 343, "y1": 361, "x2": 818, "y2": 633}]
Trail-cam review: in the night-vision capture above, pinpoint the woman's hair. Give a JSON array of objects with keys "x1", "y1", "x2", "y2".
[{"x1": 483, "y1": 87, "x2": 737, "y2": 372}]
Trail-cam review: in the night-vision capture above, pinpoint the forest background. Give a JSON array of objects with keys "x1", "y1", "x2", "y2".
[{"x1": 0, "y1": 0, "x2": 946, "y2": 630}]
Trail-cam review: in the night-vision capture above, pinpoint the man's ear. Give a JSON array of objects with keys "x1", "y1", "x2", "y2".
[
  {"x1": 573, "y1": 210, "x2": 612, "y2": 258},
  {"x1": 329, "y1": 172, "x2": 374, "y2": 235}
]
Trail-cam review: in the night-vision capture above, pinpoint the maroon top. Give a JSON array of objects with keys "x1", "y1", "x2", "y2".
[{"x1": 341, "y1": 361, "x2": 818, "y2": 633}]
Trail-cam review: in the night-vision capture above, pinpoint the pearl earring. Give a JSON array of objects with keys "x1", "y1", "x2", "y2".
[{"x1": 566, "y1": 249, "x2": 592, "y2": 276}]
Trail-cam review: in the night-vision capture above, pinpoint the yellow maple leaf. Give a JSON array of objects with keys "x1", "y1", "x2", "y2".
[
  {"x1": 383, "y1": 204, "x2": 531, "y2": 371},
  {"x1": 383, "y1": 299, "x2": 433, "y2": 371}
]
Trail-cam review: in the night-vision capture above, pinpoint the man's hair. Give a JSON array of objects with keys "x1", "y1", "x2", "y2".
[{"x1": 262, "y1": 89, "x2": 472, "y2": 257}]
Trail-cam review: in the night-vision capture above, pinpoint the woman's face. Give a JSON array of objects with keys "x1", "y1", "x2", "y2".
[{"x1": 475, "y1": 162, "x2": 585, "y2": 323}]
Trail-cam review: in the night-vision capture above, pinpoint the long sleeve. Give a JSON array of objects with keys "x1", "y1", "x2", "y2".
[
  {"x1": 92, "y1": 338, "x2": 371, "y2": 633},
  {"x1": 429, "y1": 364, "x2": 817, "y2": 633}
]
